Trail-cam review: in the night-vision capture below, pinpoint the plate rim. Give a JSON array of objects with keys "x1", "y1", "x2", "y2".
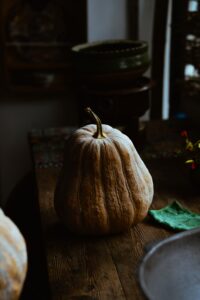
[{"x1": 139, "y1": 227, "x2": 200, "y2": 300}]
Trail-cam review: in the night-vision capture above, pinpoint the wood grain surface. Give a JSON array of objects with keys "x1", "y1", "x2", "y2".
[{"x1": 33, "y1": 120, "x2": 200, "y2": 300}]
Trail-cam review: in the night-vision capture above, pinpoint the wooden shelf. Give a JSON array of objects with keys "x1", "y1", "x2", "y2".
[
  {"x1": 0, "y1": 0, "x2": 87, "y2": 95},
  {"x1": 6, "y1": 85, "x2": 69, "y2": 94},
  {"x1": 6, "y1": 61, "x2": 72, "y2": 71}
]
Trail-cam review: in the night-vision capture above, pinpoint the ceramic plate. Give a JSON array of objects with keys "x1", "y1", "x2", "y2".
[{"x1": 139, "y1": 228, "x2": 200, "y2": 300}]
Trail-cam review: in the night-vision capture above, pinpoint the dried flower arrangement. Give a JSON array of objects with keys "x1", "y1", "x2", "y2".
[{"x1": 180, "y1": 130, "x2": 200, "y2": 170}]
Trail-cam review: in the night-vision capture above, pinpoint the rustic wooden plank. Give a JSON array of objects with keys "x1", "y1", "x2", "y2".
[
  {"x1": 35, "y1": 162, "x2": 175, "y2": 300},
  {"x1": 36, "y1": 168, "x2": 126, "y2": 300},
  {"x1": 105, "y1": 221, "x2": 171, "y2": 300},
  {"x1": 47, "y1": 234, "x2": 126, "y2": 300},
  {"x1": 33, "y1": 120, "x2": 200, "y2": 300}
]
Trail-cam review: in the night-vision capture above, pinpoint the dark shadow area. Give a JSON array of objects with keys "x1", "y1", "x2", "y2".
[{"x1": 5, "y1": 171, "x2": 51, "y2": 300}]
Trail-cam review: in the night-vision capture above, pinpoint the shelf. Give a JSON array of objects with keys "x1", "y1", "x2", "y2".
[
  {"x1": 0, "y1": 0, "x2": 87, "y2": 95},
  {"x1": 6, "y1": 61, "x2": 72, "y2": 70},
  {"x1": 5, "y1": 85, "x2": 69, "y2": 95},
  {"x1": 5, "y1": 42, "x2": 72, "y2": 47}
]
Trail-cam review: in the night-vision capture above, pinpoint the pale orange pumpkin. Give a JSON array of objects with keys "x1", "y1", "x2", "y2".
[
  {"x1": 54, "y1": 108, "x2": 153, "y2": 235},
  {"x1": 0, "y1": 209, "x2": 27, "y2": 299}
]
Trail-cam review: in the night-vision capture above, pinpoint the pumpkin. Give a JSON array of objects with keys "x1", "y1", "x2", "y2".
[
  {"x1": 54, "y1": 108, "x2": 153, "y2": 235},
  {"x1": 0, "y1": 208, "x2": 27, "y2": 299}
]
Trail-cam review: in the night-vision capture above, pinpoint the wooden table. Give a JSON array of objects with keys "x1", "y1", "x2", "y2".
[{"x1": 30, "y1": 120, "x2": 200, "y2": 300}]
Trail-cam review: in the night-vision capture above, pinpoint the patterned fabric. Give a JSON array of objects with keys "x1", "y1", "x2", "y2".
[{"x1": 29, "y1": 126, "x2": 77, "y2": 168}]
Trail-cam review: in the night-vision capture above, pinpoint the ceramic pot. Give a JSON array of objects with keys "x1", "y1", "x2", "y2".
[{"x1": 71, "y1": 39, "x2": 150, "y2": 86}]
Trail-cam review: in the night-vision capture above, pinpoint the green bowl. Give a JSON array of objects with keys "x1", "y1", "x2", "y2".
[{"x1": 71, "y1": 39, "x2": 150, "y2": 86}]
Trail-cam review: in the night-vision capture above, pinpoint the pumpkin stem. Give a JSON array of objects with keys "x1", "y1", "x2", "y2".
[{"x1": 85, "y1": 107, "x2": 107, "y2": 139}]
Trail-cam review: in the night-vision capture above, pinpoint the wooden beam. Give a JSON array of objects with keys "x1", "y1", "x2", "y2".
[
  {"x1": 169, "y1": 0, "x2": 188, "y2": 117},
  {"x1": 150, "y1": 0, "x2": 169, "y2": 119},
  {"x1": 127, "y1": 0, "x2": 138, "y2": 39}
]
